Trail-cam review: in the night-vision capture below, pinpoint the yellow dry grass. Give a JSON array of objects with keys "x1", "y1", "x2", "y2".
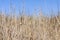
[{"x1": 0, "y1": 13, "x2": 60, "y2": 40}]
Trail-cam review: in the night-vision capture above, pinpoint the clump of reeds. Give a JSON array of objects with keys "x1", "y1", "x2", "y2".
[{"x1": 0, "y1": 12, "x2": 60, "y2": 40}]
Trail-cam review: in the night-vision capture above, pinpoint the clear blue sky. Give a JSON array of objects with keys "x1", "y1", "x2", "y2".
[{"x1": 0, "y1": 0, "x2": 60, "y2": 16}]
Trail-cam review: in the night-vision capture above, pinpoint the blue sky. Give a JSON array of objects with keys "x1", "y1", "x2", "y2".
[{"x1": 0, "y1": 0, "x2": 60, "y2": 16}]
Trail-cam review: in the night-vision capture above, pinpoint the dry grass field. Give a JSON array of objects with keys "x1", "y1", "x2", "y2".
[{"x1": 0, "y1": 13, "x2": 60, "y2": 40}]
